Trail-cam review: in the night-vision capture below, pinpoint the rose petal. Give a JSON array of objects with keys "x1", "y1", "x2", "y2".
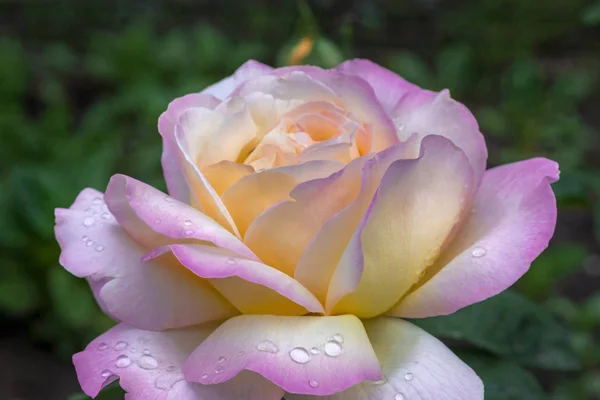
[
  {"x1": 335, "y1": 59, "x2": 420, "y2": 113},
  {"x1": 105, "y1": 174, "x2": 257, "y2": 260},
  {"x1": 244, "y1": 157, "x2": 366, "y2": 278},
  {"x1": 389, "y1": 157, "x2": 559, "y2": 317},
  {"x1": 73, "y1": 322, "x2": 284, "y2": 400},
  {"x1": 156, "y1": 244, "x2": 325, "y2": 316},
  {"x1": 55, "y1": 189, "x2": 237, "y2": 330},
  {"x1": 158, "y1": 93, "x2": 221, "y2": 202},
  {"x1": 202, "y1": 60, "x2": 274, "y2": 100},
  {"x1": 183, "y1": 314, "x2": 382, "y2": 396},
  {"x1": 223, "y1": 160, "x2": 342, "y2": 238},
  {"x1": 327, "y1": 135, "x2": 474, "y2": 317},
  {"x1": 203, "y1": 161, "x2": 255, "y2": 195},
  {"x1": 391, "y1": 88, "x2": 487, "y2": 184},
  {"x1": 286, "y1": 317, "x2": 483, "y2": 400}
]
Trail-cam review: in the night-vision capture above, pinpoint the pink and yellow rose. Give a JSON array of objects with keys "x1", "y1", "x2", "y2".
[{"x1": 55, "y1": 59, "x2": 559, "y2": 399}]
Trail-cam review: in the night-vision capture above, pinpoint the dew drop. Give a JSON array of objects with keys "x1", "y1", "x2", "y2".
[
  {"x1": 227, "y1": 258, "x2": 236, "y2": 265},
  {"x1": 238, "y1": 351, "x2": 245, "y2": 357},
  {"x1": 154, "y1": 219, "x2": 161, "y2": 224},
  {"x1": 395, "y1": 394, "x2": 405, "y2": 400},
  {"x1": 324, "y1": 340, "x2": 343, "y2": 357},
  {"x1": 184, "y1": 229, "x2": 194, "y2": 236},
  {"x1": 332, "y1": 333, "x2": 344, "y2": 343},
  {"x1": 472, "y1": 246, "x2": 487, "y2": 258},
  {"x1": 101, "y1": 212, "x2": 111, "y2": 220},
  {"x1": 92, "y1": 197, "x2": 103, "y2": 205},
  {"x1": 155, "y1": 372, "x2": 184, "y2": 390},
  {"x1": 217, "y1": 356, "x2": 226, "y2": 364},
  {"x1": 138, "y1": 354, "x2": 159, "y2": 370},
  {"x1": 404, "y1": 372, "x2": 413, "y2": 381},
  {"x1": 82, "y1": 217, "x2": 96, "y2": 227},
  {"x1": 166, "y1": 365, "x2": 177, "y2": 372},
  {"x1": 86, "y1": 239, "x2": 95, "y2": 247},
  {"x1": 81, "y1": 235, "x2": 89, "y2": 242},
  {"x1": 257, "y1": 340, "x2": 279, "y2": 354},
  {"x1": 114, "y1": 341, "x2": 128, "y2": 351},
  {"x1": 289, "y1": 347, "x2": 311, "y2": 364},
  {"x1": 95, "y1": 245, "x2": 104, "y2": 252},
  {"x1": 143, "y1": 349, "x2": 150, "y2": 355},
  {"x1": 100, "y1": 369, "x2": 111, "y2": 378},
  {"x1": 201, "y1": 373, "x2": 209, "y2": 380},
  {"x1": 138, "y1": 337, "x2": 150, "y2": 344},
  {"x1": 184, "y1": 220, "x2": 192, "y2": 226},
  {"x1": 164, "y1": 196, "x2": 173, "y2": 202},
  {"x1": 115, "y1": 355, "x2": 131, "y2": 368},
  {"x1": 372, "y1": 375, "x2": 388, "y2": 385},
  {"x1": 130, "y1": 347, "x2": 136, "y2": 353},
  {"x1": 309, "y1": 379, "x2": 319, "y2": 388},
  {"x1": 215, "y1": 365, "x2": 224, "y2": 373},
  {"x1": 97, "y1": 342, "x2": 108, "y2": 351},
  {"x1": 310, "y1": 347, "x2": 320, "y2": 355}
]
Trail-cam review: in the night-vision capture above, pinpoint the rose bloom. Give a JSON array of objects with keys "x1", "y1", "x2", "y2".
[{"x1": 55, "y1": 59, "x2": 558, "y2": 399}]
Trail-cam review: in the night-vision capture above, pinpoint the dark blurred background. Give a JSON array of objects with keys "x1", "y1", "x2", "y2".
[{"x1": 0, "y1": 1, "x2": 599, "y2": 399}]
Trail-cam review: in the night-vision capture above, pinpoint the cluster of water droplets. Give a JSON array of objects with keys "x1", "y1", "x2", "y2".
[
  {"x1": 80, "y1": 197, "x2": 114, "y2": 252},
  {"x1": 96, "y1": 337, "x2": 184, "y2": 391}
]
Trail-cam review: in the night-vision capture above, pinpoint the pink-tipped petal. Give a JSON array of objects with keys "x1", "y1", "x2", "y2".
[
  {"x1": 158, "y1": 93, "x2": 221, "y2": 202},
  {"x1": 105, "y1": 174, "x2": 256, "y2": 259},
  {"x1": 202, "y1": 60, "x2": 274, "y2": 100},
  {"x1": 286, "y1": 317, "x2": 483, "y2": 400},
  {"x1": 327, "y1": 136, "x2": 474, "y2": 317},
  {"x1": 335, "y1": 59, "x2": 420, "y2": 113},
  {"x1": 55, "y1": 189, "x2": 237, "y2": 330},
  {"x1": 165, "y1": 244, "x2": 324, "y2": 316},
  {"x1": 390, "y1": 158, "x2": 559, "y2": 317},
  {"x1": 73, "y1": 323, "x2": 284, "y2": 400},
  {"x1": 391, "y1": 89, "x2": 487, "y2": 185},
  {"x1": 183, "y1": 314, "x2": 382, "y2": 396}
]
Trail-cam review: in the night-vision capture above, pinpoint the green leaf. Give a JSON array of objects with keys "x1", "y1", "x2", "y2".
[
  {"x1": 436, "y1": 43, "x2": 472, "y2": 94},
  {"x1": 456, "y1": 350, "x2": 548, "y2": 400},
  {"x1": 386, "y1": 51, "x2": 435, "y2": 88},
  {"x1": 410, "y1": 291, "x2": 580, "y2": 371},
  {"x1": 582, "y1": 0, "x2": 600, "y2": 25},
  {"x1": 517, "y1": 243, "x2": 587, "y2": 299}
]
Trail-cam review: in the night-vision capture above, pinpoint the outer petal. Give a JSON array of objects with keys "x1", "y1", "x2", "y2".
[
  {"x1": 183, "y1": 315, "x2": 382, "y2": 396},
  {"x1": 151, "y1": 244, "x2": 325, "y2": 316},
  {"x1": 105, "y1": 174, "x2": 256, "y2": 260},
  {"x1": 158, "y1": 93, "x2": 221, "y2": 202},
  {"x1": 203, "y1": 60, "x2": 274, "y2": 100},
  {"x1": 287, "y1": 317, "x2": 483, "y2": 400},
  {"x1": 327, "y1": 136, "x2": 474, "y2": 317},
  {"x1": 335, "y1": 59, "x2": 420, "y2": 113},
  {"x1": 55, "y1": 188, "x2": 237, "y2": 330},
  {"x1": 390, "y1": 158, "x2": 559, "y2": 317},
  {"x1": 391, "y1": 89, "x2": 487, "y2": 185},
  {"x1": 73, "y1": 322, "x2": 284, "y2": 400}
]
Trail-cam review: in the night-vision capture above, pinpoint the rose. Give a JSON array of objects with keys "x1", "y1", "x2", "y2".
[{"x1": 55, "y1": 59, "x2": 558, "y2": 399}]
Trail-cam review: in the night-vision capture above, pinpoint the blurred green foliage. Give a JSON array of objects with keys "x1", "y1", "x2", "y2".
[{"x1": 0, "y1": 1, "x2": 599, "y2": 399}]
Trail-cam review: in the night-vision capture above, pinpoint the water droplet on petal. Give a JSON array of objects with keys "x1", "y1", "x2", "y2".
[
  {"x1": 184, "y1": 220, "x2": 192, "y2": 226},
  {"x1": 82, "y1": 217, "x2": 96, "y2": 227},
  {"x1": 289, "y1": 347, "x2": 311, "y2": 364},
  {"x1": 257, "y1": 340, "x2": 278, "y2": 353},
  {"x1": 92, "y1": 197, "x2": 103, "y2": 205},
  {"x1": 101, "y1": 212, "x2": 111, "y2": 220},
  {"x1": 227, "y1": 258, "x2": 236, "y2": 265},
  {"x1": 115, "y1": 355, "x2": 131, "y2": 368},
  {"x1": 97, "y1": 342, "x2": 108, "y2": 351},
  {"x1": 332, "y1": 333, "x2": 344, "y2": 343},
  {"x1": 166, "y1": 365, "x2": 177, "y2": 372},
  {"x1": 138, "y1": 354, "x2": 159, "y2": 370},
  {"x1": 309, "y1": 379, "x2": 319, "y2": 388},
  {"x1": 215, "y1": 365, "x2": 224, "y2": 373},
  {"x1": 395, "y1": 394, "x2": 405, "y2": 400},
  {"x1": 404, "y1": 372, "x2": 413, "y2": 381},
  {"x1": 130, "y1": 347, "x2": 136, "y2": 353},
  {"x1": 372, "y1": 375, "x2": 388, "y2": 385},
  {"x1": 324, "y1": 340, "x2": 343, "y2": 357},
  {"x1": 143, "y1": 349, "x2": 150, "y2": 355},
  {"x1": 114, "y1": 341, "x2": 128, "y2": 351},
  {"x1": 472, "y1": 246, "x2": 487, "y2": 258},
  {"x1": 238, "y1": 351, "x2": 245, "y2": 357},
  {"x1": 201, "y1": 373, "x2": 209, "y2": 380},
  {"x1": 217, "y1": 356, "x2": 226, "y2": 364},
  {"x1": 100, "y1": 369, "x2": 111, "y2": 378},
  {"x1": 154, "y1": 219, "x2": 161, "y2": 224},
  {"x1": 185, "y1": 229, "x2": 194, "y2": 236},
  {"x1": 81, "y1": 235, "x2": 89, "y2": 242},
  {"x1": 138, "y1": 337, "x2": 150, "y2": 344},
  {"x1": 86, "y1": 239, "x2": 94, "y2": 247},
  {"x1": 164, "y1": 196, "x2": 173, "y2": 202},
  {"x1": 310, "y1": 347, "x2": 320, "y2": 355},
  {"x1": 95, "y1": 245, "x2": 104, "y2": 252},
  {"x1": 155, "y1": 372, "x2": 184, "y2": 390}
]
